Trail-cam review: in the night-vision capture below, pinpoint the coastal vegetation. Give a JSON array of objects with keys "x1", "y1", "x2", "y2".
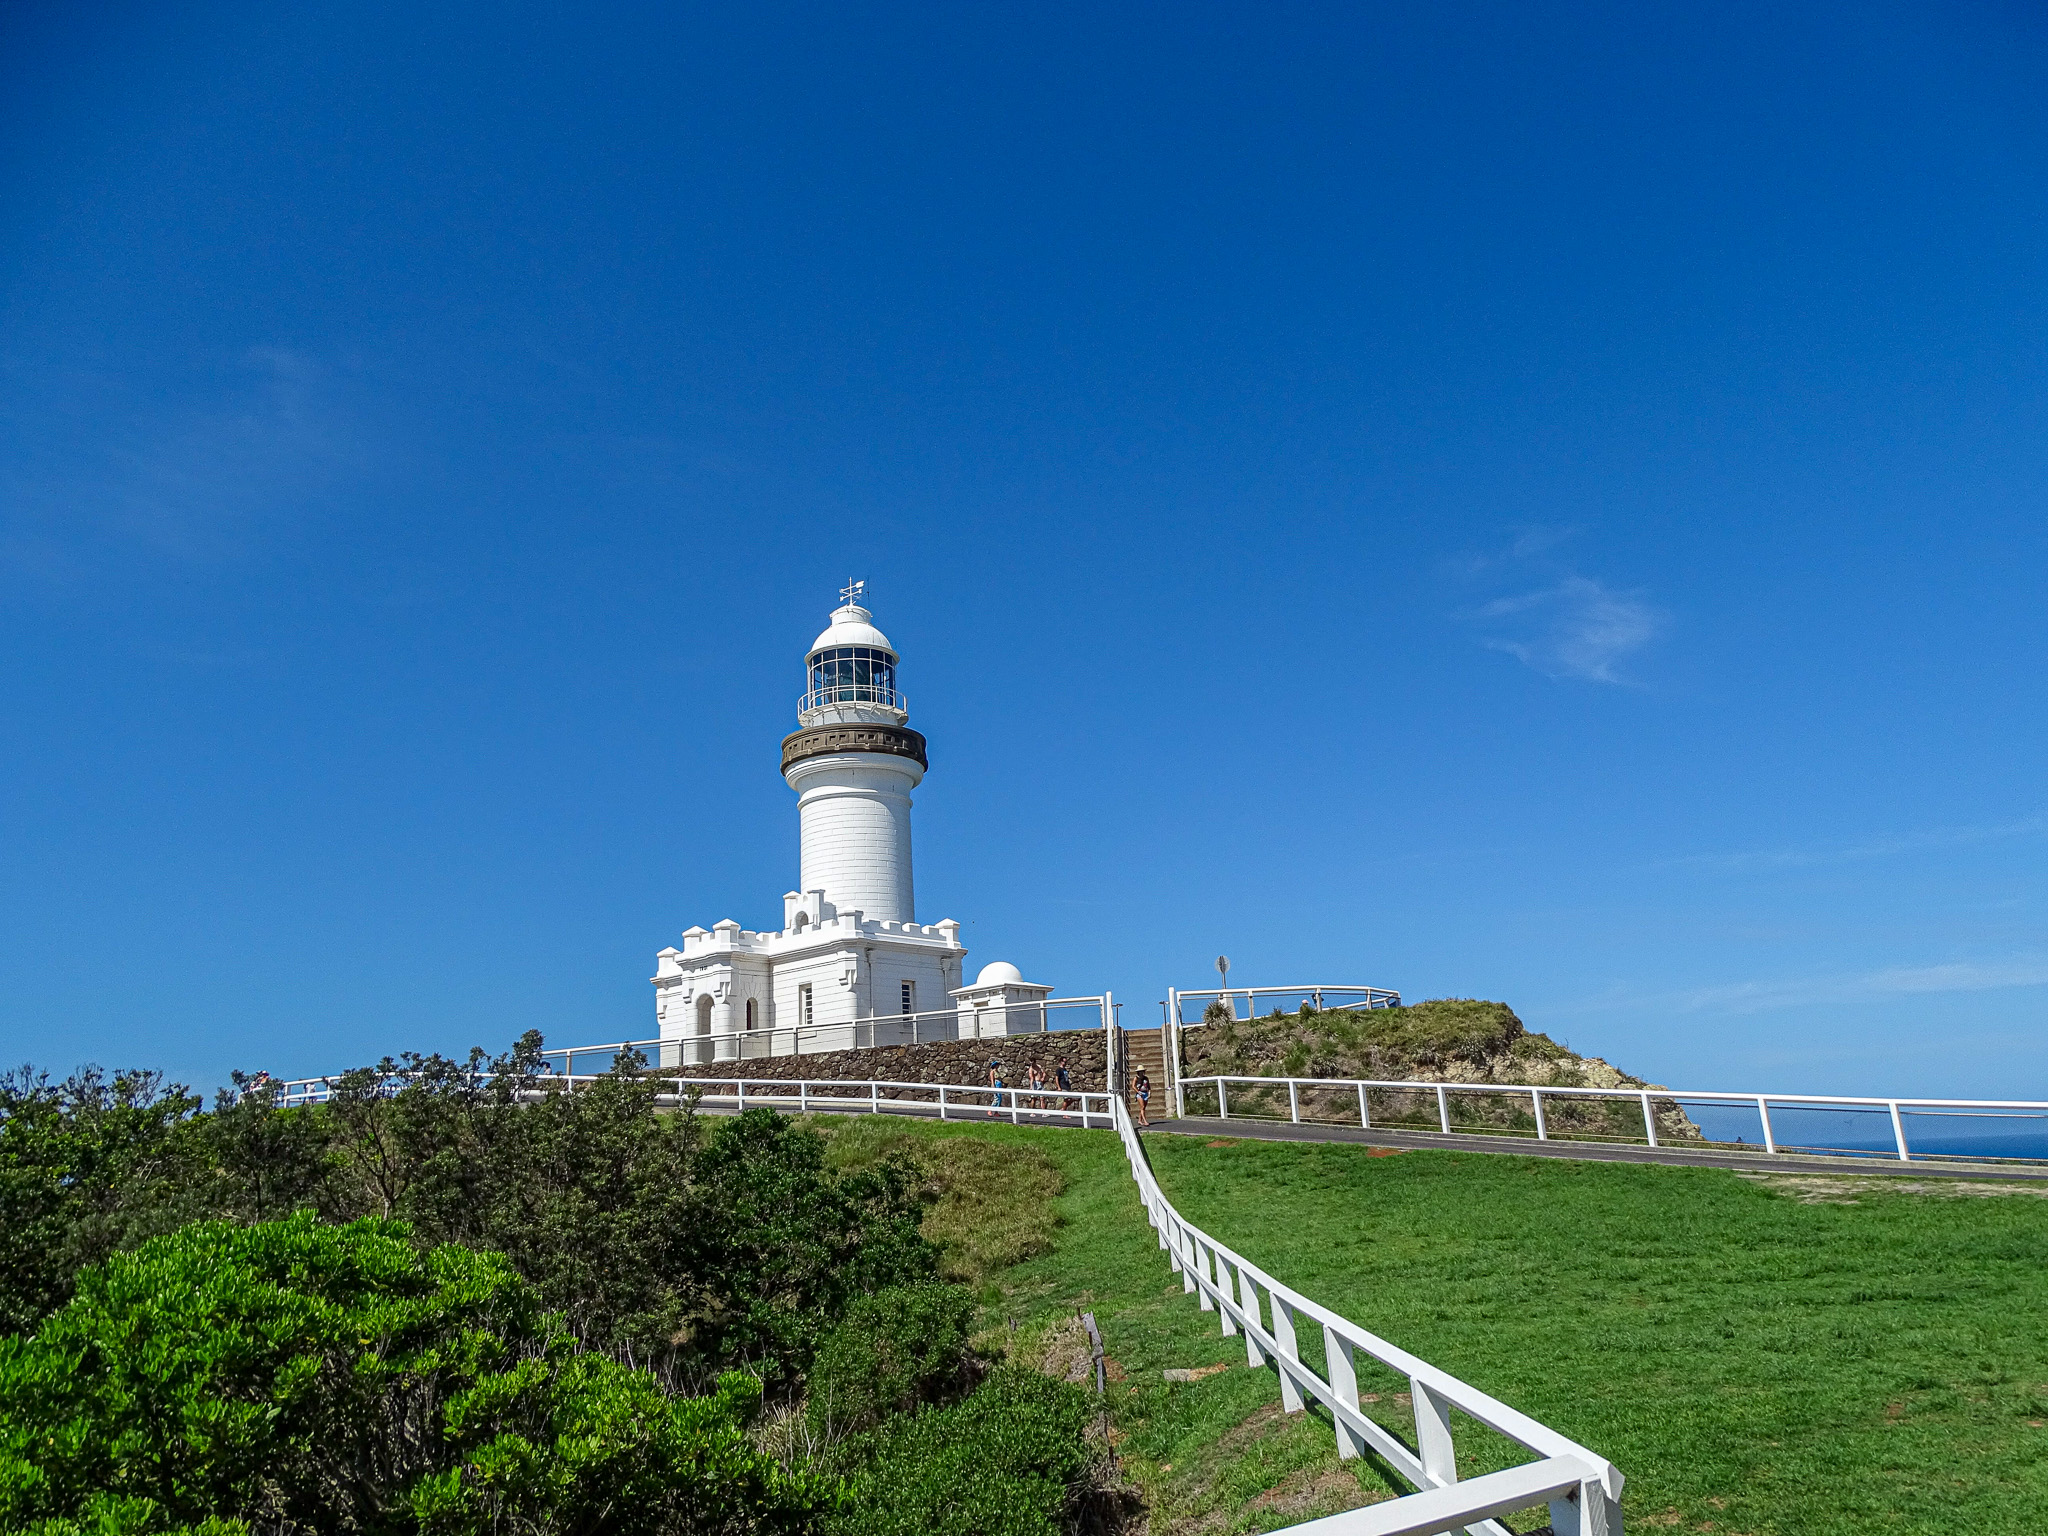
[{"x1": 0, "y1": 1048, "x2": 1116, "y2": 1536}]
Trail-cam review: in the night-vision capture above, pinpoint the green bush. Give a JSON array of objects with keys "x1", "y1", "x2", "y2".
[
  {"x1": 0, "y1": 1214, "x2": 832, "y2": 1536},
  {"x1": 806, "y1": 1282, "x2": 976, "y2": 1440},
  {"x1": 1, "y1": 1040, "x2": 940, "y2": 1394},
  {"x1": 829, "y1": 1366, "x2": 1097, "y2": 1536}
]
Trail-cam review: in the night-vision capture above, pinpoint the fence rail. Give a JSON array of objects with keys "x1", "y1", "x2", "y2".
[
  {"x1": 1109, "y1": 1095, "x2": 1622, "y2": 1535},
  {"x1": 1177, "y1": 1073, "x2": 2048, "y2": 1166}
]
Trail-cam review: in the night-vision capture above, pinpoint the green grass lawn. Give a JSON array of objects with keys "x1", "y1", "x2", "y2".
[{"x1": 815, "y1": 1114, "x2": 2048, "y2": 1535}]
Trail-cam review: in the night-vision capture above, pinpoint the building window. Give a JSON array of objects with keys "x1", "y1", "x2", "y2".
[
  {"x1": 901, "y1": 980, "x2": 915, "y2": 1015},
  {"x1": 745, "y1": 998, "x2": 757, "y2": 1030},
  {"x1": 800, "y1": 984, "x2": 814, "y2": 1029}
]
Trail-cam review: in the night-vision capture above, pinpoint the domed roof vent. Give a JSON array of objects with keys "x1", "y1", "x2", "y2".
[{"x1": 974, "y1": 960, "x2": 1025, "y2": 986}]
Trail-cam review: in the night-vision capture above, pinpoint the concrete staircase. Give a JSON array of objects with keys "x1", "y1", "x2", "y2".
[{"x1": 1118, "y1": 1027, "x2": 1169, "y2": 1121}]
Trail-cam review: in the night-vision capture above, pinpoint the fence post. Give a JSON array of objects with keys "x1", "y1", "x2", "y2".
[
  {"x1": 1411, "y1": 1380, "x2": 1457, "y2": 1490},
  {"x1": 799, "y1": 1080, "x2": 808, "y2": 1114},
  {"x1": 1288, "y1": 1081, "x2": 1300, "y2": 1123},
  {"x1": 1194, "y1": 1239, "x2": 1215, "y2": 1312},
  {"x1": 736, "y1": 1079, "x2": 745, "y2": 1112},
  {"x1": 1357, "y1": 1081, "x2": 1370, "y2": 1129},
  {"x1": 1325, "y1": 1328, "x2": 1364, "y2": 1459},
  {"x1": 870, "y1": 1081, "x2": 879, "y2": 1115},
  {"x1": 1553, "y1": 1472, "x2": 1623, "y2": 1536},
  {"x1": 1532, "y1": 1087, "x2": 1548, "y2": 1140},
  {"x1": 1640, "y1": 1092, "x2": 1659, "y2": 1148},
  {"x1": 1270, "y1": 1296, "x2": 1305, "y2": 1412},
  {"x1": 1169, "y1": 988, "x2": 1186, "y2": 1117},
  {"x1": 1889, "y1": 1101, "x2": 1911, "y2": 1162},
  {"x1": 938, "y1": 1085, "x2": 948, "y2": 1122},
  {"x1": 1436, "y1": 1084, "x2": 1451, "y2": 1134},
  {"x1": 1214, "y1": 1254, "x2": 1238, "y2": 1336},
  {"x1": 1238, "y1": 1268, "x2": 1267, "y2": 1367},
  {"x1": 1218, "y1": 1080, "x2": 1230, "y2": 1120},
  {"x1": 1757, "y1": 1096, "x2": 1777, "y2": 1153}
]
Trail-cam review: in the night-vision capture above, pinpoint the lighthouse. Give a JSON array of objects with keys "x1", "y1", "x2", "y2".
[
  {"x1": 651, "y1": 583, "x2": 1046, "y2": 1065},
  {"x1": 781, "y1": 587, "x2": 924, "y2": 923}
]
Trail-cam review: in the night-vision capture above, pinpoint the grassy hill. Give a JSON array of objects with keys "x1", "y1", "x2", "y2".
[
  {"x1": 820, "y1": 1112, "x2": 2048, "y2": 1535},
  {"x1": 1180, "y1": 999, "x2": 1705, "y2": 1142}
]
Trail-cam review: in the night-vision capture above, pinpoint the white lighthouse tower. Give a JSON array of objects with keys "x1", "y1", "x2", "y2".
[
  {"x1": 782, "y1": 586, "x2": 923, "y2": 924},
  {"x1": 650, "y1": 583, "x2": 996, "y2": 1064}
]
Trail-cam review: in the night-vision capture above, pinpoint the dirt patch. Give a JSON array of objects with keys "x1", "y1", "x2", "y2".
[
  {"x1": 1248, "y1": 1466, "x2": 1383, "y2": 1519},
  {"x1": 1161, "y1": 1363, "x2": 1233, "y2": 1383},
  {"x1": 1737, "y1": 1172, "x2": 2048, "y2": 1205}
]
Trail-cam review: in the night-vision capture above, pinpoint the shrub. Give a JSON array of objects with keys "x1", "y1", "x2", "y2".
[
  {"x1": 829, "y1": 1366, "x2": 1097, "y2": 1536},
  {"x1": 0, "y1": 1214, "x2": 831, "y2": 1536},
  {"x1": 806, "y1": 1282, "x2": 976, "y2": 1441}
]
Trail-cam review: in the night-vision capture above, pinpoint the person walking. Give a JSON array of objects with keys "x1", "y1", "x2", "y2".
[
  {"x1": 1027, "y1": 1061, "x2": 1045, "y2": 1112},
  {"x1": 1134, "y1": 1068, "x2": 1152, "y2": 1126},
  {"x1": 1056, "y1": 1057, "x2": 1073, "y2": 1113},
  {"x1": 987, "y1": 1059, "x2": 1004, "y2": 1117}
]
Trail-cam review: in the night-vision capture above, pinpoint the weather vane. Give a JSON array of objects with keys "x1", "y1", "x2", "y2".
[{"x1": 840, "y1": 577, "x2": 866, "y2": 608}]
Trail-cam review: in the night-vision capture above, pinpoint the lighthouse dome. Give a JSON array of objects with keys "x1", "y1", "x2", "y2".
[
  {"x1": 974, "y1": 960, "x2": 1025, "y2": 986},
  {"x1": 809, "y1": 604, "x2": 895, "y2": 657}
]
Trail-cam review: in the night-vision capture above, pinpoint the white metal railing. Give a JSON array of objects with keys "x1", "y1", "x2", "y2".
[
  {"x1": 556, "y1": 994, "x2": 1115, "y2": 1071},
  {"x1": 1109, "y1": 1096, "x2": 1623, "y2": 1535},
  {"x1": 276, "y1": 1069, "x2": 1113, "y2": 1126},
  {"x1": 799, "y1": 684, "x2": 907, "y2": 714},
  {"x1": 1177, "y1": 1073, "x2": 2048, "y2": 1166},
  {"x1": 1170, "y1": 986, "x2": 1403, "y2": 1025}
]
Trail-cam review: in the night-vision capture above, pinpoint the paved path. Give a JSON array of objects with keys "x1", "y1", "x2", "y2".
[{"x1": 1140, "y1": 1114, "x2": 2048, "y2": 1182}]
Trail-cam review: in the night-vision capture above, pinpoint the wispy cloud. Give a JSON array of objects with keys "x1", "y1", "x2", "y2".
[
  {"x1": 1564, "y1": 954, "x2": 2048, "y2": 1017},
  {"x1": 0, "y1": 346, "x2": 373, "y2": 582},
  {"x1": 1671, "y1": 815, "x2": 2048, "y2": 872},
  {"x1": 1468, "y1": 573, "x2": 1664, "y2": 684},
  {"x1": 1454, "y1": 528, "x2": 1664, "y2": 685}
]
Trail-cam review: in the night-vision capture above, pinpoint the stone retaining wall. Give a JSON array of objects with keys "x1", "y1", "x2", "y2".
[{"x1": 669, "y1": 1030, "x2": 1108, "y2": 1094}]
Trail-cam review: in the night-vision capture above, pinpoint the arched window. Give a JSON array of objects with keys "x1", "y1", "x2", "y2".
[
  {"x1": 792, "y1": 911, "x2": 809, "y2": 932},
  {"x1": 694, "y1": 994, "x2": 715, "y2": 1065}
]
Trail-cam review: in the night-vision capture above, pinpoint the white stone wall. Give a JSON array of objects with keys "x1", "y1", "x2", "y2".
[{"x1": 785, "y1": 752, "x2": 921, "y2": 924}]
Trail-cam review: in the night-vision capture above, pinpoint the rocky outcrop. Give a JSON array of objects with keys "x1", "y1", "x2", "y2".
[{"x1": 665, "y1": 1032, "x2": 1108, "y2": 1094}]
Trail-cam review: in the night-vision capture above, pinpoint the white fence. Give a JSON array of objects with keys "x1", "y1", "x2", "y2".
[
  {"x1": 1177, "y1": 1072, "x2": 2048, "y2": 1166},
  {"x1": 1109, "y1": 1095, "x2": 1623, "y2": 1535},
  {"x1": 277, "y1": 1070, "x2": 1115, "y2": 1123}
]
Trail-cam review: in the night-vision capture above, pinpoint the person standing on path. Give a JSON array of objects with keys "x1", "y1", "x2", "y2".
[
  {"x1": 1134, "y1": 1069, "x2": 1152, "y2": 1126},
  {"x1": 1027, "y1": 1061, "x2": 1045, "y2": 1111},
  {"x1": 1056, "y1": 1058, "x2": 1073, "y2": 1113},
  {"x1": 987, "y1": 1060, "x2": 1004, "y2": 1117}
]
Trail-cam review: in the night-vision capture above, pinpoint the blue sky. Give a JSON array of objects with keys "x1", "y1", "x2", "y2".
[{"x1": 3, "y1": 1, "x2": 2046, "y2": 1098}]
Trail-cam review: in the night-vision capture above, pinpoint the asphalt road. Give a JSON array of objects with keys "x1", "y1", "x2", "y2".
[{"x1": 1139, "y1": 1114, "x2": 2048, "y2": 1182}]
